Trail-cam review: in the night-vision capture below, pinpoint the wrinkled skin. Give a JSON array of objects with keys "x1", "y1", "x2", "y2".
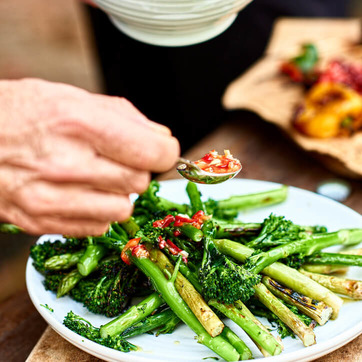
[{"x1": 0, "y1": 79, "x2": 179, "y2": 236}]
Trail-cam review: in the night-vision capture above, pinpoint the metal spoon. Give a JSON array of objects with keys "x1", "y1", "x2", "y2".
[{"x1": 176, "y1": 157, "x2": 241, "y2": 185}]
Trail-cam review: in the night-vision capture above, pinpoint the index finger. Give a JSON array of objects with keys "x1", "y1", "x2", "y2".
[
  {"x1": 98, "y1": 95, "x2": 173, "y2": 136},
  {"x1": 93, "y1": 119, "x2": 180, "y2": 172},
  {"x1": 53, "y1": 98, "x2": 180, "y2": 172}
]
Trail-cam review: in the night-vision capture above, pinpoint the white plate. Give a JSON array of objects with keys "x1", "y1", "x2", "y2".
[{"x1": 26, "y1": 179, "x2": 362, "y2": 362}]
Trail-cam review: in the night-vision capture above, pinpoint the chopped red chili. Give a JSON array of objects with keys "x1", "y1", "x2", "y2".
[
  {"x1": 131, "y1": 244, "x2": 149, "y2": 260},
  {"x1": 165, "y1": 239, "x2": 182, "y2": 255},
  {"x1": 173, "y1": 230, "x2": 182, "y2": 237},
  {"x1": 156, "y1": 235, "x2": 188, "y2": 263},
  {"x1": 153, "y1": 214, "x2": 175, "y2": 228},
  {"x1": 121, "y1": 237, "x2": 142, "y2": 265},
  {"x1": 157, "y1": 235, "x2": 166, "y2": 249},
  {"x1": 194, "y1": 150, "x2": 241, "y2": 174},
  {"x1": 153, "y1": 211, "x2": 209, "y2": 231}
]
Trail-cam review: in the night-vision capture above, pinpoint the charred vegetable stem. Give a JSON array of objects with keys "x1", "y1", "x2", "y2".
[
  {"x1": 131, "y1": 255, "x2": 240, "y2": 362},
  {"x1": 77, "y1": 244, "x2": 107, "y2": 276},
  {"x1": 151, "y1": 248, "x2": 224, "y2": 338},
  {"x1": 300, "y1": 269, "x2": 362, "y2": 300},
  {"x1": 249, "y1": 229, "x2": 362, "y2": 274},
  {"x1": 221, "y1": 326, "x2": 253, "y2": 360},
  {"x1": 214, "y1": 221, "x2": 261, "y2": 239},
  {"x1": 253, "y1": 283, "x2": 316, "y2": 347},
  {"x1": 214, "y1": 239, "x2": 343, "y2": 318},
  {"x1": 305, "y1": 252, "x2": 362, "y2": 267},
  {"x1": 44, "y1": 250, "x2": 84, "y2": 270},
  {"x1": 208, "y1": 299, "x2": 282, "y2": 356},
  {"x1": 57, "y1": 269, "x2": 83, "y2": 298},
  {"x1": 262, "y1": 276, "x2": 332, "y2": 325},
  {"x1": 100, "y1": 292, "x2": 164, "y2": 338},
  {"x1": 216, "y1": 186, "x2": 288, "y2": 210}
]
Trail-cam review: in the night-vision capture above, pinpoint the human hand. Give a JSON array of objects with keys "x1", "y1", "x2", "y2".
[{"x1": 0, "y1": 79, "x2": 179, "y2": 236}]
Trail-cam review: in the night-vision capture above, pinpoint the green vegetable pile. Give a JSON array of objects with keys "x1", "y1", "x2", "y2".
[{"x1": 27, "y1": 180, "x2": 362, "y2": 361}]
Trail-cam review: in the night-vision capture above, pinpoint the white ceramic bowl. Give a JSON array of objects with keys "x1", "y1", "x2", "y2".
[
  {"x1": 94, "y1": 0, "x2": 253, "y2": 46},
  {"x1": 106, "y1": 0, "x2": 239, "y2": 15}
]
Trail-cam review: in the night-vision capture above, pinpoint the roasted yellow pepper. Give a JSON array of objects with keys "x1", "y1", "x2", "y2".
[{"x1": 293, "y1": 82, "x2": 362, "y2": 138}]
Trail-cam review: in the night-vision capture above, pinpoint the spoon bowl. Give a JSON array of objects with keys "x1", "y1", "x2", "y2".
[{"x1": 176, "y1": 157, "x2": 241, "y2": 184}]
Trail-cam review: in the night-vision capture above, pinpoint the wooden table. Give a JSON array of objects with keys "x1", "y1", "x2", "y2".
[{"x1": 1, "y1": 112, "x2": 361, "y2": 361}]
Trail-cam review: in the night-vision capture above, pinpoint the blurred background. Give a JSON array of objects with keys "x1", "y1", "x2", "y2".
[{"x1": 0, "y1": 0, "x2": 362, "y2": 303}]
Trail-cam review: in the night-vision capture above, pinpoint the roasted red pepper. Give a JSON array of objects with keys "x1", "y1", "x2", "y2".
[
  {"x1": 191, "y1": 210, "x2": 210, "y2": 229},
  {"x1": 157, "y1": 235, "x2": 188, "y2": 263},
  {"x1": 280, "y1": 62, "x2": 304, "y2": 82},
  {"x1": 318, "y1": 60, "x2": 362, "y2": 94}
]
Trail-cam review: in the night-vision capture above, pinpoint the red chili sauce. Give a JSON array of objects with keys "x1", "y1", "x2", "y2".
[{"x1": 194, "y1": 150, "x2": 241, "y2": 174}]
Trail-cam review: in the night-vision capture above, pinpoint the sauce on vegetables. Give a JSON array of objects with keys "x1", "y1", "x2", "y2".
[
  {"x1": 152, "y1": 211, "x2": 210, "y2": 230},
  {"x1": 121, "y1": 238, "x2": 148, "y2": 265}
]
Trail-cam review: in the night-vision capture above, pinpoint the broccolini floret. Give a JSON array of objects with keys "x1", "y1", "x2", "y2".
[
  {"x1": 185, "y1": 182, "x2": 261, "y2": 304},
  {"x1": 200, "y1": 220, "x2": 261, "y2": 304},
  {"x1": 81, "y1": 259, "x2": 141, "y2": 318},
  {"x1": 247, "y1": 214, "x2": 327, "y2": 252},
  {"x1": 249, "y1": 299, "x2": 314, "y2": 339},
  {"x1": 43, "y1": 270, "x2": 69, "y2": 292},
  {"x1": 30, "y1": 238, "x2": 86, "y2": 273},
  {"x1": 247, "y1": 214, "x2": 307, "y2": 250},
  {"x1": 63, "y1": 311, "x2": 137, "y2": 352}
]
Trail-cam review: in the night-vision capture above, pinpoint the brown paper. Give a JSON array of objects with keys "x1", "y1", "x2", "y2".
[
  {"x1": 223, "y1": 18, "x2": 362, "y2": 178},
  {"x1": 26, "y1": 326, "x2": 102, "y2": 362}
]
